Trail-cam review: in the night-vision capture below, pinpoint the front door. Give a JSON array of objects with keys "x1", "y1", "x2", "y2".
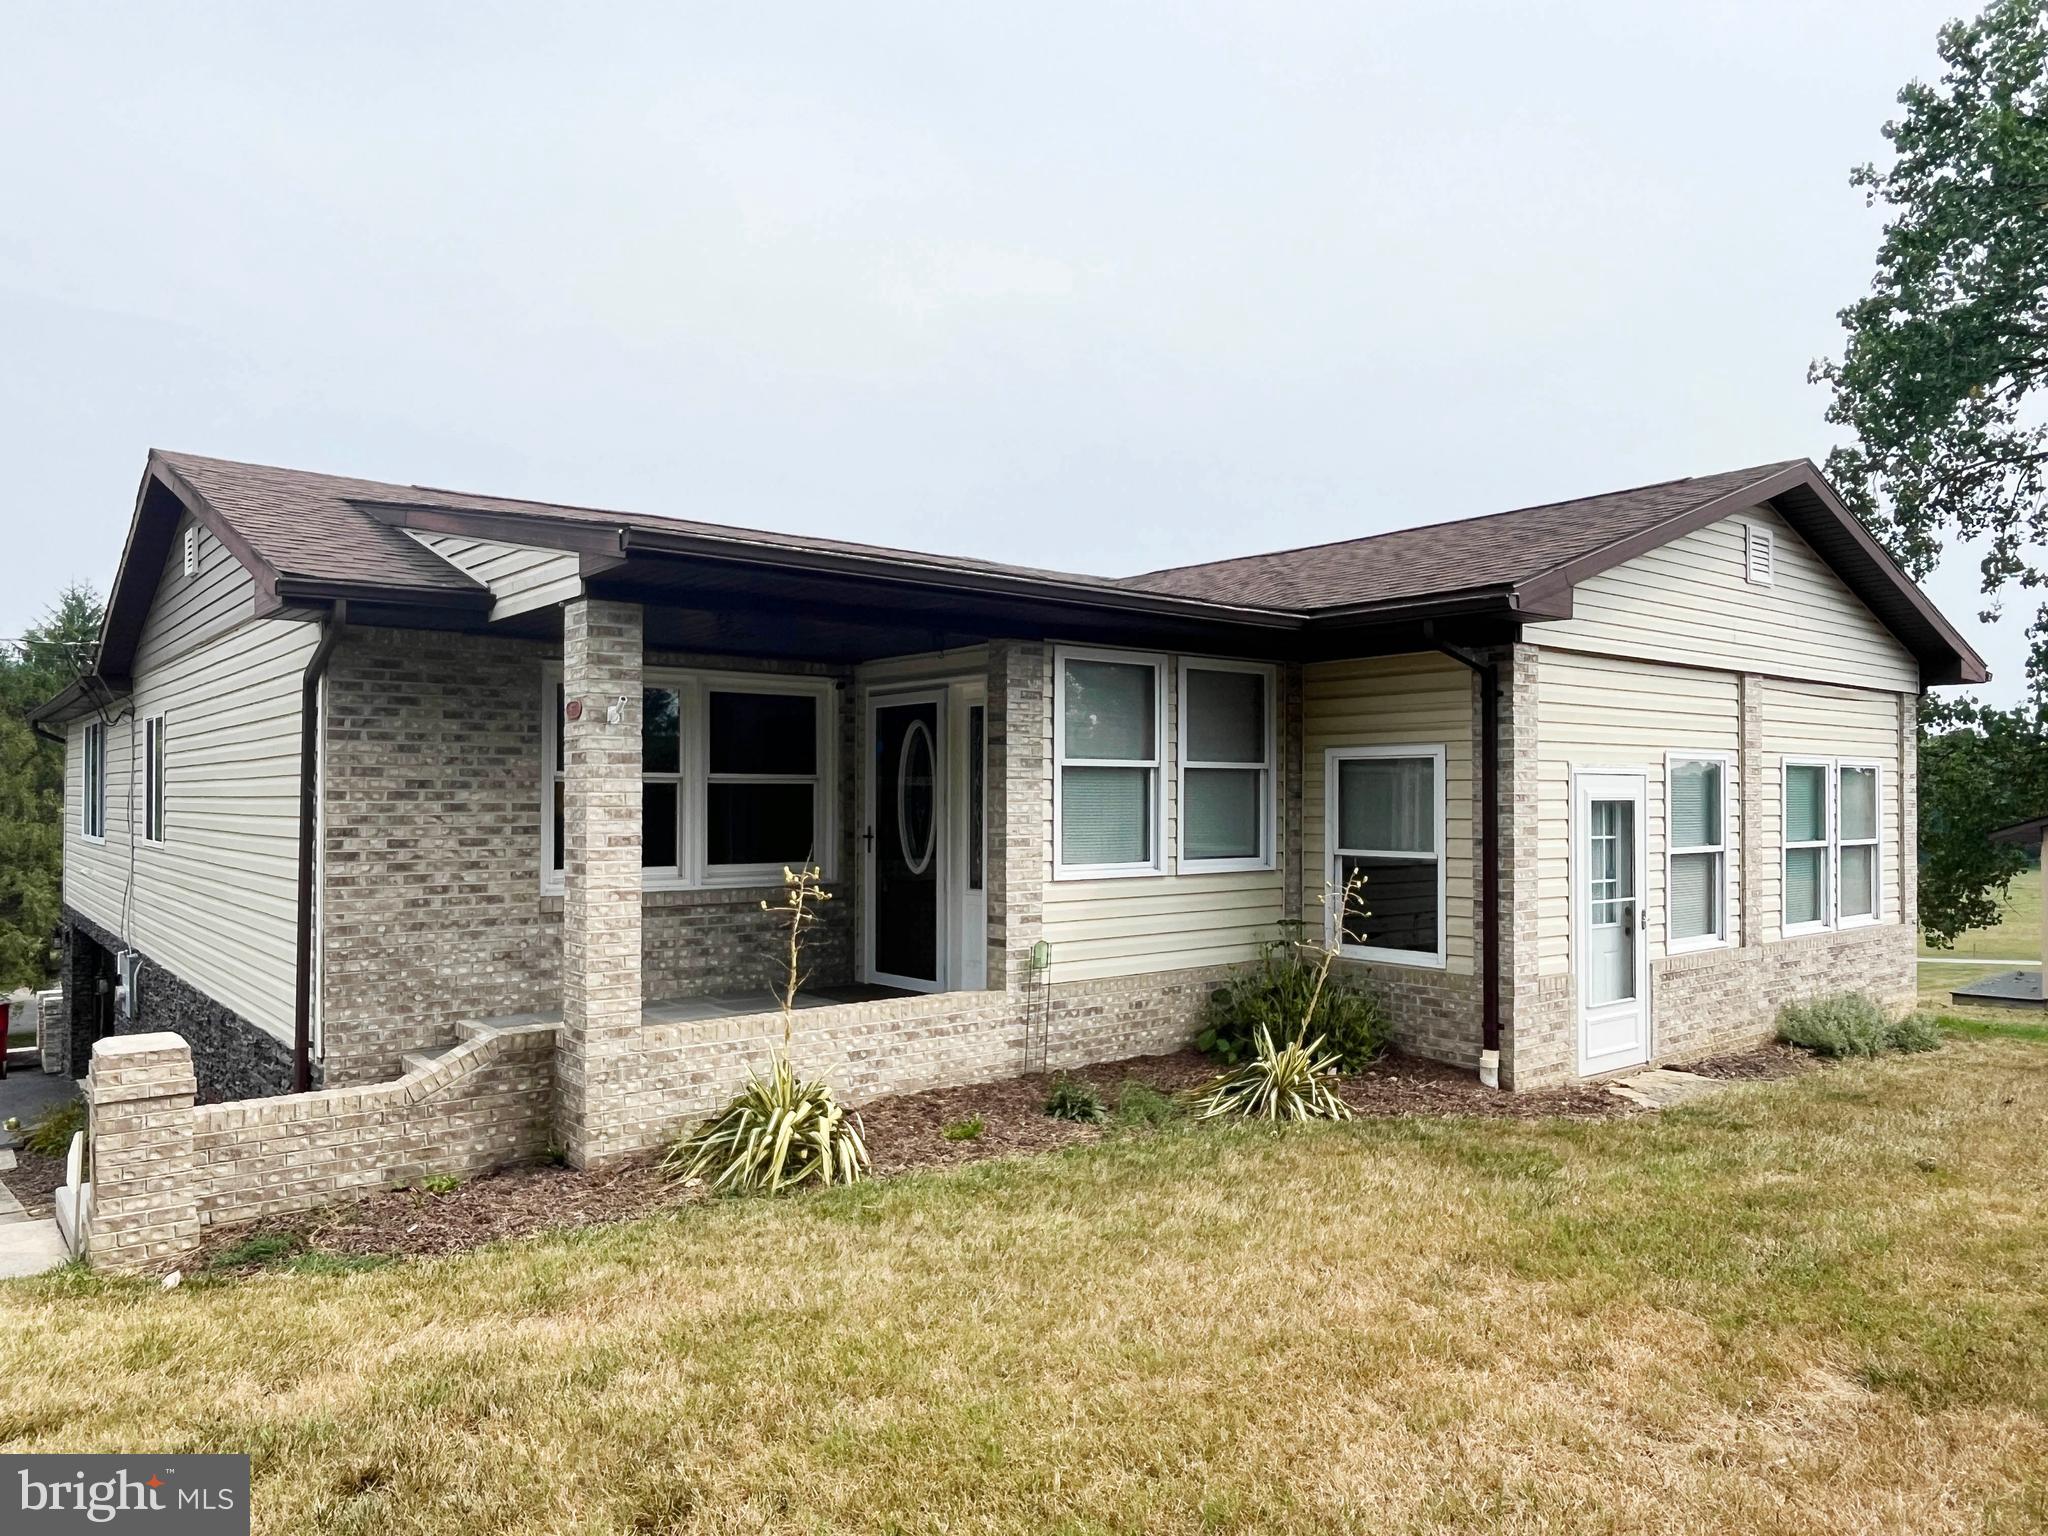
[
  {"x1": 1575, "y1": 771, "x2": 1649, "y2": 1074},
  {"x1": 869, "y1": 694, "x2": 944, "y2": 990}
]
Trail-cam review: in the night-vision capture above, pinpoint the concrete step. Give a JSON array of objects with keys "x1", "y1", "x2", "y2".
[
  {"x1": 400, "y1": 1045, "x2": 457, "y2": 1077},
  {"x1": 0, "y1": 1218, "x2": 69, "y2": 1278}
]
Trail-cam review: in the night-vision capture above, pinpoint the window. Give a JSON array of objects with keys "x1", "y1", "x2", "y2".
[
  {"x1": 1745, "y1": 523, "x2": 1774, "y2": 585},
  {"x1": 1178, "y1": 661, "x2": 1275, "y2": 871},
  {"x1": 1326, "y1": 745, "x2": 1446, "y2": 968},
  {"x1": 1666, "y1": 755, "x2": 1728, "y2": 949},
  {"x1": 143, "y1": 715, "x2": 167, "y2": 844},
  {"x1": 543, "y1": 670, "x2": 833, "y2": 889},
  {"x1": 1782, "y1": 760, "x2": 1832, "y2": 931},
  {"x1": 1837, "y1": 762, "x2": 1881, "y2": 925},
  {"x1": 81, "y1": 720, "x2": 105, "y2": 840},
  {"x1": 1054, "y1": 648, "x2": 1164, "y2": 877},
  {"x1": 967, "y1": 704, "x2": 985, "y2": 893}
]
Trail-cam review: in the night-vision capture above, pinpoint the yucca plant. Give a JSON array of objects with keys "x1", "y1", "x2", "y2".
[
  {"x1": 664, "y1": 866, "x2": 870, "y2": 1192},
  {"x1": 1187, "y1": 1023, "x2": 1352, "y2": 1123},
  {"x1": 664, "y1": 1053, "x2": 870, "y2": 1192}
]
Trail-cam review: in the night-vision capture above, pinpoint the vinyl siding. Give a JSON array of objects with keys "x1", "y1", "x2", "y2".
[
  {"x1": 65, "y1": 585, "x2": 319, "y2": 1042},
  {"x1": 410, "y1": 532, "x2": 580, "y2": 620},
  {"x1": 130, "y1": 514, "x2": 257, "y2": 674},
  {"x1": 859, "y1": 645, "x2": 990, "y2": 690},
  {"x1": 1302, "y1": 653, "x2": 1476, "y2": 974},
  {"x1": 1043, "y1": 646, "x2": 1285, "y2": 982},
  {"x1": 1540, "y1": 505, "x2": 1920, "y2": 694},
  {"x1": 1756, "y1": 679, "x2": 1904, "y2": 941},
  {"x1": 1534, "y1": 652, "x2": 1742, "y2": 977}
]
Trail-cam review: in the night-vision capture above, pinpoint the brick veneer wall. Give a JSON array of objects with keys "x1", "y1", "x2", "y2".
[
  {"x1": 319, "y1": 625, "x2": 857, "y2": 1085},
  {"x1": 83, "y1": 1019, "x2": 556, "y2": 1272}
]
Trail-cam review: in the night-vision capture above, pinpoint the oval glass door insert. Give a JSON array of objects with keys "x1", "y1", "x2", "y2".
[{"x1": 898, "y1": 719, "x2": 936, "y2": 874}]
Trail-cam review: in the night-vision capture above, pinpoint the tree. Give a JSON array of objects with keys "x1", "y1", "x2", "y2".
[
  {"x1": 1812, "y1": 0, "x2": 2048, "y2": 942},
  {"x1": 0, "y1": 585, "x2": 101, "y2": 990}
]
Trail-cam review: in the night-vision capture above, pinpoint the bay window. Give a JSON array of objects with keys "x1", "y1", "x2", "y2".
[
  {"x1": 1666, "y1": 754, "x2": 1728, "y2": 948},
  {"x1": 1326, "y1": 745, "x2": 1446, "y2": 967},
  {"x1": 1178, "y1": 661, "x2": 1275, "y2": 871},
  {"x1": 544, "y1": 669, "x2": 832, "y2": 890},
  {"x1": 1055, "y1": 648, "x2": 1165, "y2": 876}
]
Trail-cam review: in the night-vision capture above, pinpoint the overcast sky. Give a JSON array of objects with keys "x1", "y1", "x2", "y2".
[{"x1": 0, "y1": 1, "x2": 2027, "y2": 703}]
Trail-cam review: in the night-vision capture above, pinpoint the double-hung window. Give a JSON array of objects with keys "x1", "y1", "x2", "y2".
[
  {"x1": 1054, "y1": 648, "x2": 1165, "y2": 877},
  {"x1": 1836, "y1": 762, "x2": 1881, "y2": 925},
  {"x1": 81, "y1": 720, "x2": 105, "y2": 841},
  {"x1": 1178, "y1": 661, "x2": 1275, "y2": 871},
  {"x1": 1782, "y1": 760, "x2": 1833, "y2": 932},
  {"x1": 1666, "y1": 754, "x2": 1728, "y2": 949},
  {"x1": 143, "y1": 714, "x2": 167, "y2": 845},
  {"x1": 544, "y1": 670, "x2": 833, "y2": 890},
  {"x1": 1326, "y1": 745, "x2": 1446, "y2": 968}
]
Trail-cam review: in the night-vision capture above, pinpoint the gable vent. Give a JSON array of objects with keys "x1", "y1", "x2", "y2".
[
  {"x1": 183, "y1": 526, "x2": 199, "y2": 578},
  {"x1": 1744, "y1": 524, "x2": 1773, "y2": 586}
]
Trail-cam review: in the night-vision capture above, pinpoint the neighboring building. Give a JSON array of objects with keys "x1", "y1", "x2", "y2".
[{"x1": 34, "y1": 451, "x2": 1983, "y2": 1161}]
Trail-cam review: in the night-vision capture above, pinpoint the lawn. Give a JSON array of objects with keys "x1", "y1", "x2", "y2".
[
  {"x1": 1920, "y1": 863, "x2": 2042, "y2": 961},
  {"x1": 4, "y1": 1040, "x2": 2047, "y2": 1535}
]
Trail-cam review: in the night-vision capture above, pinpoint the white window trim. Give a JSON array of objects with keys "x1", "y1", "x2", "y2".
[
  {"x1": 541, "y1": 665, "x2": 837, "y2": 895},
  {"x1": 142, "y1": 713, "x2": 167, "y2": 847},
  {"x1": 1324, "y1": 743, "x2": 1448, "y2": 971},
  {"x1": 1663, "y1": 750, "x2": 1731, "y2": 954},
  {"x1": 1052, "y1": 644, "x2": 1168, "y2": 881},
  {"x1": 1835, "y1": 758, "x2": 1884, "y2": 929},
  {"x1": 1175, "y1": 657, "x2": 1277, "y2": 874},
  {"x1": 1781, "y1": 757, "x2": 1834, "y2": 937},
  {"x1": 81, "y1": 719, "x2": 106, "y2": 843}
]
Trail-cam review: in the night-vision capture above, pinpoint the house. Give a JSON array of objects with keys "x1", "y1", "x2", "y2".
[{"x1": 33, "y1": 451, "x2": 1984, "y2": 1167}]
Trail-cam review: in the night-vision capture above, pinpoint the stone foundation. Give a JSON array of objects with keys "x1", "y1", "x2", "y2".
[{"x1": 62, "y1": 907, "x2": 296, "y2": 1101}]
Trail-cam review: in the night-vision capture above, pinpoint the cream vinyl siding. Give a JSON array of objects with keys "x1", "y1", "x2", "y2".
[
  {"x1": 64, "y1": 604, "x2": 319, "y2": 1043},
  {"x1": 1755, "y1": 680, "x2": 1904, "y2": 940},
  {"x1": 1534, "y1": 652, "x2": 1741, "y2": 977},
  {"x1": 858, "y1": 645, "x2": 990, "y2": 690},
  {"x1": 1043, "y1": 646, "x2": 1284, "y2": 982},
  {"x1": 1540, "y1": 505, "x2": 1920, "y2": 694},
  {"x1": 1302, "y1": 653, "x2": 1475, "y2": 974},
  {"x1": 410, "y1": 532, "x2": 581, "y2": 621},
  {"x1": 131, "y1": 515, "x2": 258, "y2": 674}
]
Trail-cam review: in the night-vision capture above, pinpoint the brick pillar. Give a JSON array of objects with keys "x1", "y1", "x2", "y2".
[
  {"x1": 985, "y1": 640, "x2": 1046, "y2": 992},
  {"x1": 555, "y1": 598, "x2": 643, "y2": 1167},
  {"x1": 85, "y1": 1032, "x2": 199, "y2": 1272},
  {"x1": 1899, "y1": 692, "x2": 1918, "y2": 927},
  {"x1": 1740, "y1": 674, "x2": 1765, "y2": 947},
  {"x1": 1496, "y1": 643, "x2": 1555, "y2": 1088}
]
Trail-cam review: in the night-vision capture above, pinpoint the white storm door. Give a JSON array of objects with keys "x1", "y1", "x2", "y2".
[{"x1": 1575, "y1": 771, "x2": 1650, "y2": 1075}]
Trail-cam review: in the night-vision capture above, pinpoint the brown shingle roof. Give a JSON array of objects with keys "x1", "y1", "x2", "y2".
[{"x1": 1120, "y1": 461, "x2": 1806, "y2": 611}]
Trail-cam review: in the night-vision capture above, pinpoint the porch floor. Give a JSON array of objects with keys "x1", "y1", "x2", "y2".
[{"x1": 479, "y1": 983, "x2": 919, "y2": 1033}]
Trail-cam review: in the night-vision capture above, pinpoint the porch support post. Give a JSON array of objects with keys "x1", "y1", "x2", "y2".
[
  {"x1": 556, "y1": 597, "x2": 643, "y2": 1167},
  {"x1": 985, "y1": 639, "x2": 1046, "y2": 992}
]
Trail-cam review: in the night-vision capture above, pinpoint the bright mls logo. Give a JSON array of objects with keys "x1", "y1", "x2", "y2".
[{"x1": 3, "y1": 1456, "x2": 249, "y2": 1534}]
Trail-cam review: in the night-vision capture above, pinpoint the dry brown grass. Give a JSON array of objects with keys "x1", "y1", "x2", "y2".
[{"x1": 4, "y1": 1036, "x2": 2046, "y2": 1534}]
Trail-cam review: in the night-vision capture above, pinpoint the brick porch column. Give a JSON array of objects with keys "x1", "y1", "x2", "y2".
[
  {"x1": 85, "y1": 1032, "x2": 199, "y2": 1272},
  {"x1": 556, "y1": 598, "x2": 643, "y2": 1167},
  {"x1": 985, "y1": 639, "x2": 1046, "y2": 992}
]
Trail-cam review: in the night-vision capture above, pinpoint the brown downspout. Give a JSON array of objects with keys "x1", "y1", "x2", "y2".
[
  {"x1": 1426, "y1": 626, "x2": 1502, "y2": 1087},
  {"x1": 293, "y1": 601, "x2": 347, "y2": 1093}
]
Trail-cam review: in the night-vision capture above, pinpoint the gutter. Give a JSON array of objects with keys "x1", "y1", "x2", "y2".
[
  {"x1": 1424, "y1": 624, "x2": 1503, "y2": 1088},
  {"x1": 293, "y1": 601, "x2": 347, "y2": 1093}
]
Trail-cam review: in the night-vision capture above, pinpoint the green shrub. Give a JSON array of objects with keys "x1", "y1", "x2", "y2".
[
  {"x1": 1197, "y1": 928, "x2": 1392, "y2": 1072},
  {"x1": 1776, "y1": 994, "x2": 1945, "y2": 1058},
  {"x1": 1887, "y1": 1011, "x2": 1945, "y2": 1054},
  {"x1": 1112, "y1": 1081, "x2": 1180, "y2": 1131},
  {"x1": 419, "y1": 1175, "x2": 462, "y2": 1195},
  {"x1": 1187, "y1": 1025, "x2": 1352, "y2": 1123},
  {"x1": 941, "y1": 1116, "x2": 985, "y2": 1142},
  {"x1": 1044, "y1": 1074, "x2": 1107, "y2": 1124},
  {"x1": 22, "y1": 1098, "x2": 86, "y2": 1158},
  {"x1": 664, "y1": 1056, "x2": 869, "y2": 1194}
]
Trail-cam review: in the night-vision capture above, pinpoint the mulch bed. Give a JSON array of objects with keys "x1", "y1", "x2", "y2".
[
  {"x1": 185, "y1": 1042, "x2": 1809, "y2": 1272},
  {"x1": 1670, "y1": 1043, "x2": 1814, "y2": 1081},
  {"x1": 0, "y1": 1145, "x2": 67, "y2": 1218}
]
